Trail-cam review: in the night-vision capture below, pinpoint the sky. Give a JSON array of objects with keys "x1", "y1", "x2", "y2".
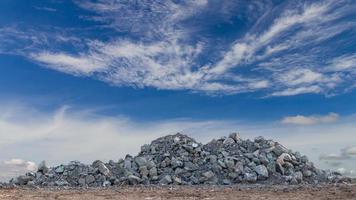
[{"x1": 0, "y1": 0, "x2": 356, "y2": 181}]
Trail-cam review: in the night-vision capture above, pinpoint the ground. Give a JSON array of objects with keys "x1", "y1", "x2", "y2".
[{"x1": 1, "y1": 184, "x2": 356, "y2": 200}]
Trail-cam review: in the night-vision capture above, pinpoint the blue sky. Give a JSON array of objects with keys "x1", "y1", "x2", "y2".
[{"x1": 0, "y1": 0, "x2": 356, "y2": 180}]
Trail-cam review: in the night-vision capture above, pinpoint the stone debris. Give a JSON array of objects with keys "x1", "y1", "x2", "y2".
[{"x1": 6, "y1": 133, "x2": 351, "y2": 187}]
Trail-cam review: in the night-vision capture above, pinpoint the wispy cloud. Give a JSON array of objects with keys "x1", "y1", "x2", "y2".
[
  {"x1": 34, "y1": 6, "x2": 57, "y2": 12},
  {"x1": 1, "y1": 0, "x2": 356, "y2": 96},
  {"x1": 281, "y1": 112, "x2": 339, "y2": 125},
  {"x1": 327, "y1": 54, "x2": 356, "y2": 72}
]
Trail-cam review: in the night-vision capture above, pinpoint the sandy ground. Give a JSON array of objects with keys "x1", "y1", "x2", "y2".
[{"x1": 1, "y1": 184, "x2": 356, "y2": 200}]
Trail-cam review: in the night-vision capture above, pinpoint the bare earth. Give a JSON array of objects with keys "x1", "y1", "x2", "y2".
[{"x1": 1, "y1": 185, "x2": 356, "y2": 200}]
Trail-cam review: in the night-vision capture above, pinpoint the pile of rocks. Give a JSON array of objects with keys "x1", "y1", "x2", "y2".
[{"x1": 8, "y1": 133, "x2": 350, "y2": 187}]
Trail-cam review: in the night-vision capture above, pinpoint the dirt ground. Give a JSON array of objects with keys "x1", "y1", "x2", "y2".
[{"x1": 0, "y1": 184, "x2": 355, "y2": 200}]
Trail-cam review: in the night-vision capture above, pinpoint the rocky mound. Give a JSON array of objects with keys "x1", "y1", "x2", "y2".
[{"x1": 8, "y1": 133, "x2": 350, "y2": 187}]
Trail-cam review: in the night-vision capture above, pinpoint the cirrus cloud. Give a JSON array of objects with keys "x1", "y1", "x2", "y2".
[{"x1": 281, "y1": 113, "x2": 339, "y2": 125}]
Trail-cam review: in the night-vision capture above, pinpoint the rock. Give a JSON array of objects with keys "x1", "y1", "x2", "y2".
[
  {"x1": 278, "y1": 166, "x2": 286, "y2": 177},
  {"x1": 223, "y1": 138, "x2": 235, "y2": 145},
  {"x1": 139, "y1": 166, "x2": 149, "y2": 177},
  {"x1": 159, "y1": 175, "x2": 172, "y2": 185},
  {"x1": 55, "y1": 166, "x2": 65, "y2": 174},
  {"x1": 254, "y1": 136, "x2": 265, "y2": 143},
  {"x1": 244, "y1": 172, "x2": 257, "y2": 183},
  {"x1": 55, "y1": 180, "x2": 69, "y2": 186},
  {"x1": 128, "y1": 175, "x2": 141, "y2": 185},
  {"x1": 149, "y1": 167, "x2": 158, "y2": 177},
  {"x1": 202, "y1": 171, "x2": 215, "y2": 180},
  {"x1": 303, "y1": 170, "x2": 312, "y2": 177},
  {"x1": 97, "y1": 163, "x2": 110, "y2": 176},
  {"x1": 146, "y1": 160, "x2": 156, "y2": 169},
  {"x1": 124, "y1": 155, "x2": 133, "y2": 169},
  {"x1": 290, "y1": 177, "x2": 298, "y2": 185},
  {"x1": 294, "y1": 171, "x2": 303, "y2": 182},
  {"x1": 14, "y1": 175, "x2": 34, "y2": 185},
  {"x1": 273, "y1": 144, "x2": 288, "y2": 156},
  {"x1": 78, "y1": 178, "x2": 86, "y2": 186},
  {"x1": 102, "y1": 181, "x2": 111, "y2": 187},
  {"x1": 85, "y1": 175, "x2": 96, "y2": 184},
  {"x1": 277, "y1": 153, "x2": 292, "y2": 165},
  {"x1": 224, "y1": 158, "x2": 235, "y2": 169},
  {"x1": 173, "y1": 176, "x2": 182, "y2": 184},
  {"x1": 37, "y1": 161, "x2": 49, "y2": 174},
  {"x1": 135, "y1": 157, "x2": 147, "y2": 167},
  {"x1": 222, "y1": 179, "x2": 231, "y2": 185},
  {"x1": 255, "y1": 165, "x2": 269, "y2": 178},
  {"x1": 171, "y1": 158, "x2": 184, "y2": 168},
  {"x1": 229, "y1": 132, "x2": 242, "y2": 142}
]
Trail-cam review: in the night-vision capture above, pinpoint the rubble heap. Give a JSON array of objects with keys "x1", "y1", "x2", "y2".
[{"x1": 9, "y1": 133, "x2": 349, "y2": 187}]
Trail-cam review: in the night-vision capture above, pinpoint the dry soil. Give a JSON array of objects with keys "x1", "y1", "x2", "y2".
[{"x1": 1, "y1": 184, "x2": 356, "y2": 200}]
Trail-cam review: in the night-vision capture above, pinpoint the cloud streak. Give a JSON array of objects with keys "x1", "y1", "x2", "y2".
[
  {"x1": 281, "y1": 113, "x2": 339, "y2": 125},
  {"x1": 1, "y1": 0, "x2": 356, "y2": 96}
]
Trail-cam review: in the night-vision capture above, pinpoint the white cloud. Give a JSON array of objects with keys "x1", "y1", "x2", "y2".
[
  {"x1": 1, "y1": 0, "x2": 356, "y2": 96},
  {"x1": 281, "y1": 113, "x2": 339, "y2": 125},
  {"x1": 271, "y1": 86, "x2": 322, "y2": 96},
  {"x1": 327, "y1": 54, "x2": 356, "y2": 72},
  {"x1": 4, "y1": 159, "x2": 36, "y2": 171},
  {"x1": 319, "y1": 154, "x2": 351, "y2": 161},
  {"x1": 336, "y1": 168, "x2": 356, "y2": 176},
  {"x1": 277, "y1": 69, "x2": 324, "y2": 86},
  {"x1": 210, "y1": 1, "x2": 333, "y2": 74},
  {"x1": 343, "y1": 146, "x2": 356, "y2": 156},
  {"x1": 32, "y1": 52, "x2": 107, "y2": 75}
]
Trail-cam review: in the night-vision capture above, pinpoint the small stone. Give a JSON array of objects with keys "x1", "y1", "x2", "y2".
[
  {"x1": 55, "y1": 180, "x2": 69, "y2": 186},
  {"x1": 229, "y1": 132, "x2": 242, "y2": 142},
  {"x1": 124, "y1": 159, "x2": 132, "y2": 169},
  {"x1": 173, "y1": 176, "x2": 182, "y2": 184},
  {"x1": 202, "y1": 171, "x2": 215, "y2": 180},
  {"x1": 222, "y1": 179, "x2": 231, "y2": 185},
  {"x1": 273, "y1": 144, "x2": 288, "y2": 156},
  {"x1": 37, "y1": 160, "x2": 49, "y2": 174},
  {"x1": 102, "y1": 181, "x2": 111, "y2": 187},
  {"x1": 149, "y1": 167, "x2": 158, "y2": 177},
  {"x1": 294, "y1": 171, "x2": 303, "y2": 182},
  {"x1": 255, "y1": 165, "x2": 269, "y2": 178},
  {"x1": 276, "y1": 163, "x2": 285, "y2": 175},
  {"x1": 146, "y1": 160, "x2": 156, "y2": 169},
  {"x1": 159, "y1": 175, "x2": 172, "y2": 185},
  {"x1": 171, "y1": 158, "x2": 184, "y2": 168},
  {"x1": 135, "y1": 157, "x2": 147, "y2": 167},
  {"x1": 55, "y1": 166, "x2": 65, "y2": 174},
  {"x1": 97, "y1": 163, "x2": 110, "y2": 176},
  {"x1": 174, "y1": 168, "x2": 185, "y2": 175},
  {"x1": 290, "y1": 177, "x2": 298, "y2": 185},
  {"x1": 27, "y1": 181, "x2": 35, "y2": 187},
  {"x1": 244, "y1": 172, "x2": 257, "y2": 183},
  {"x1": 223, "y1": 138, "x2": 235, "y2": 145},
  {"x1": 78, "y1": 178, "x2": 86, "y2": 186},
  {"x1": 224, "y1": 158, "x2": 235, "y2": 169},
  {"x1": 15, "y1": 175, "x2": 34, "y2": 185},
  {"x1": 303, "y1": 170, "x2": 312, "y2": 177},
  {"x1": 128, "y1": 175, "x2": 141, "y2": 185},
  {"x1": 139, "y1": 166, "x2": 149, "y2": 177},
  {"x1": 254, "y1": 136, "x2": 266, "y2": 143},
  {"x1": 85, "y1": 175, "x2": 96, "y2": 184}
]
